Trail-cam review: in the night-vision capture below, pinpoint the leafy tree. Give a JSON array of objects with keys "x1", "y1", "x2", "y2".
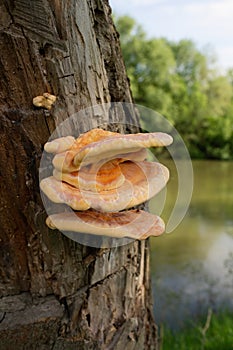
[
  {"x1": 115, "y1": 15, "x2": 233, "y2": 159},
  {"x1": 115, "y1": 16, "x2": 176, "y2": 121}
]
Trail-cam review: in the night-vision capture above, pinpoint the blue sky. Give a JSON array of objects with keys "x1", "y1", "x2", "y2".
[{"x1": 109, "y1": 0, "x2": 233, "y2": 71}]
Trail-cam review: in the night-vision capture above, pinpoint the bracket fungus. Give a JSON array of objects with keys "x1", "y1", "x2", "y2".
[
  {"x1": 46, "y1": 210, "x2": 165, "y2": 240},
  {"x1": 40, "y1": 128, "x2": 173, "y2": 240},
  {"x1": 33, "y1": 93, "x2": 57, "y2": 110},
  {"x1": 45, "y1": 128, "x2": 172, "y2": 172},
  {"x1": 40, "y1": 161, "x2": 169, "y2": 212},
  {"x1": 52, "y1": 161, "x2": 126, "y2": 192}
]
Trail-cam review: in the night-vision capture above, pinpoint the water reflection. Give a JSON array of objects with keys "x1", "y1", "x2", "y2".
[{"x1": 149, "y1": 160, "x2": 233, "y2": 329}]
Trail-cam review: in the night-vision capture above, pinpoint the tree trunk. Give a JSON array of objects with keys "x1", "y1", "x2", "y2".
[{"x1": 0, "y1": 1, "x2": 158, "y2": 349}]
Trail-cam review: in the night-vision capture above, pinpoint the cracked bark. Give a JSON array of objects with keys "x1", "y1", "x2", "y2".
[{"x1": 0, "y1": 0, "x2": 158, "y2": 349}]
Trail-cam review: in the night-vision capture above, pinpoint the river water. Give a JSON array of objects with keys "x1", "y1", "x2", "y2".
[{"x1": 149, "y1": 160, "x2": 233, "y2": 329}]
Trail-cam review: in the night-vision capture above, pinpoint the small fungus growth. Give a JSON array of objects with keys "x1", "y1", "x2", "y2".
[
  {"x1": 33, "y1": 93, "x2": 57, "y2": 110},
  {"x1": 40, "y1": 128, "x2": 173, "y2": 240}
]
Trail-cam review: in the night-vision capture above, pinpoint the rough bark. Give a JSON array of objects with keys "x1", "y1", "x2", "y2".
[{"x1": 0, "y1": 0, "x2": 158, "y2": 349}]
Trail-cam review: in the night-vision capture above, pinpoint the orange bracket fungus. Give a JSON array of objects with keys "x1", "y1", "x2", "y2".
[
  {"x1": 46, "y1": 210, "x2": 165, "y2": 240},
  {"x1": 40, "y1": 128, "x2": 173, "y2": 240}
]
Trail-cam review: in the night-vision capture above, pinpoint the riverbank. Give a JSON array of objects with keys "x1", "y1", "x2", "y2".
[{"x1": 160, "y1": 310, "x2": 233, "y2": 350}]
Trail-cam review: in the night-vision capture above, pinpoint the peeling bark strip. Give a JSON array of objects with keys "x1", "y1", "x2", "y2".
[{"x1": 0, "y1": 0, "x2": 158, "y2": 349}]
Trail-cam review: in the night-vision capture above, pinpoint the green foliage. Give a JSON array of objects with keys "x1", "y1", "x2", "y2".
[
  {"x1": 161, "y1": 311, "x2": 233, "y2": 350},
  {"x1": 115, "y1": 15, "x2": 233, "y2": 159}
]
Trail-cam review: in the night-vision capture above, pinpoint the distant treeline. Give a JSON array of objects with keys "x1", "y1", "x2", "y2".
[{"x1": 115, "y1": 15, "x2": 233, "y2": 160}]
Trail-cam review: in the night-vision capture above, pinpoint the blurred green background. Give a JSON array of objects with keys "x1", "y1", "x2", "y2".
[{"x1": 115, "y1": 14, "x2": 233, "y2": 160}]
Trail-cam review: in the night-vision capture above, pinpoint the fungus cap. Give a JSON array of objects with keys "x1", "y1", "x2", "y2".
[
  {"x1": 40, "y1": 161, "x2": 169, "y2": 212},
  {"x1": 46, "y1": 209, "x2": 165, "y2": 239},
  {"x1": 33, "y1": 93, "x2": 56, "y2": 110},
  {"x1": 46, "y1": 129, "x2": 172, "y2": 172},
  {"x1": 53, "y1": 160, "x2": 125, "y2": 192}
]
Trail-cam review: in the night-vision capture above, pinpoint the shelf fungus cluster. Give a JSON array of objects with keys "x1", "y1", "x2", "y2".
[{"x1": 40, "y1": 128, "x2": 173, "y2": 240}]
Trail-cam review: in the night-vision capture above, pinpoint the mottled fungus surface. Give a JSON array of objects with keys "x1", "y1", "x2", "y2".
[
  {"x1": 44, "y1": 128, "x2": 172, "y2": 172},
  {"x1": 46, "y1": 210, "x2": 165, "y2": 240},
  {"x1": 40, "y1": 161, "x2": 169, "y2": 212},
  {"x1": 40, "y1": 128, "x2": 173, "y2": 240},
  {"x1": 52, "y1": 160, "x2": 125, "y2": 192}
]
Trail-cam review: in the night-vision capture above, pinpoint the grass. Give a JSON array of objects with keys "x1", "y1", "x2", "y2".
[{"x1": 160, "y1": 310, "x2": 233, "y2": 350}]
